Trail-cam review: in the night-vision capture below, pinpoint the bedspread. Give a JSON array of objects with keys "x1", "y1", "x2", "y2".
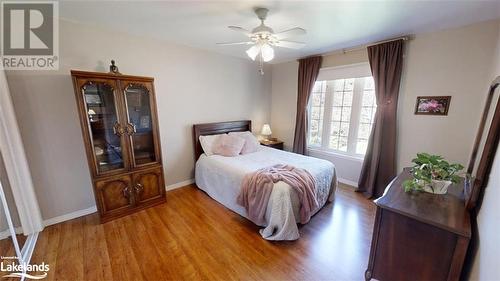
[{"x1": 195, "y1": 146, "x2": 337, "y2": 240}]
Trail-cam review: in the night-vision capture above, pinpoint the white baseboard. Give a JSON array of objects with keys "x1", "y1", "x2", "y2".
[
  {"x1": 38, "y1": 179, "x2": 195, "y2": 228},
  {"x1": 43, "y1": 206, "x2": 97, "y2": 227},
  {"x1": 338, "y1": 177, "x2": 358, "y2": 188},
  {"x1": 0, "y1": 226, "x2": 22, "y2": 240},
  {"x1": 166, "y1": 179, "x2": 195, "y2": 191}
]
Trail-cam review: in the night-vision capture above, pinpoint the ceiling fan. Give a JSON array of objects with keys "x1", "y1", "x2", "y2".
[{"x1": 217, "y1": 7, "x2": 306, "y2": 74}]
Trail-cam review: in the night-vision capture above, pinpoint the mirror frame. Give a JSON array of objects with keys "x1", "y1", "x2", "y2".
[{"x1": 465, "y1": 76, "x2": 500, "y2": 211}]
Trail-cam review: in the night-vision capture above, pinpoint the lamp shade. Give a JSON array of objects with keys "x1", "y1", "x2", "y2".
[
  {"x1": 246, "y1": 45, "x2": 260, "y2": 61},
  {"x1": 260, "y1": 44, "x2": 274, "y2": 62},
  {"x1": 261, "y1": 124, "x2": 272, "y2": 136},
  {"x1": 246, "y1": 43, "x2": 275, "y2": 62}
]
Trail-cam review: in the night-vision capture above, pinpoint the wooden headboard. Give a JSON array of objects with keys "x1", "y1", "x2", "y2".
[{"x1": 192, "y1": 120, "x2": 252, "y2": 160}]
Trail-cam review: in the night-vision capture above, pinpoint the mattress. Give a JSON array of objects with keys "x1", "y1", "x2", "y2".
[{"x1": 195, "y1": 146, "x2": 337, "y2": 240}]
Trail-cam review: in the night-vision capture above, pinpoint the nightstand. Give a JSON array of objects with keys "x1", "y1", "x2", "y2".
[{"x1": 260, "y1": 139, "x2": 284, "y2": 150}]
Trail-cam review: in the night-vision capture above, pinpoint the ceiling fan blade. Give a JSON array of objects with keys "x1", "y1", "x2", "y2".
[
  {"x1": 274, "y1": 27, "x2": 306, "y2": 40},
  {"x1": 274, "y1": 40, "x2": 306, "y2": 49},
  {"x1": 216, "y1": 41, "x2": 254, "y2": 46},
  {"x1": 228, "y1": 26, "x2": 252, "y2": 37}
]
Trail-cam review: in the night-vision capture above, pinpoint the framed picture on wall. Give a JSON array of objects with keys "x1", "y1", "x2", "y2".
[{"x1": 414, "y1": 96, "x2": 451, "y2": 115}]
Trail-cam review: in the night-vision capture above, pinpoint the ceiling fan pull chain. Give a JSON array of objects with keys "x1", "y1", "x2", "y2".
[{"x1": 259, "y1": 53, "x2": 264, "y2": 75}]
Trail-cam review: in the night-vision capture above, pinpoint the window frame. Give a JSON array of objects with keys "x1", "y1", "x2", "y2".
[{"x1": 307, "y1": 63, "x2": 375, "y2": 159}]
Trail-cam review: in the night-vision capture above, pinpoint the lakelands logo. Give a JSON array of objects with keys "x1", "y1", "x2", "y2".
[
  {"x1": 1, "y1": 1, "x2": 59, "y2": 70},
  {"x1": 1, "y1": 256, "x2": 49, "y2": 280}
]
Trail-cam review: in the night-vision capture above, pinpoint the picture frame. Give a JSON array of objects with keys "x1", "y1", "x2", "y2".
[{"x1": 414, "y1": 96, "x2": 451, "y2": 115}]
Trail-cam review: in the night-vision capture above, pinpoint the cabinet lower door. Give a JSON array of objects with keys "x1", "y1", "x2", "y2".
[
  {"x1": 132, "y1": 167, "x2": 164, "y2": 205},
  {"x1": 95, "y1": 175, "x2": 133, "y2": 217}
]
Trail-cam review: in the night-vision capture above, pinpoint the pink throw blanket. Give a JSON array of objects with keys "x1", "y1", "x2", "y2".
[{"x1": 237, "y1": 164, "x2": 318, "y2": 225}]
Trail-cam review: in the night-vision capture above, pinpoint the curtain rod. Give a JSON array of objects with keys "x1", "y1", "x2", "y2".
[
  {"x1": 296, "y1": 35, "x2": 411, "y2": 61},
  {"x1": 323, "y1": 35, "x2": 411, "y2": 56}
]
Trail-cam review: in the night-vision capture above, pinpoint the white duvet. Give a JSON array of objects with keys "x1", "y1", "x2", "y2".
[{"x1": 195, "y1": 146, "x2": 337, "y2": 240}]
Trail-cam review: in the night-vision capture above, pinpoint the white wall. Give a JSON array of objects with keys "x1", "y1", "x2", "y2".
[
  {"x1": 469, "y1": 20, "x2": 500, "y2": 281},
  {"x1": 270, "y1": 61, "x2": 298, "y2": 151},
  {"x1": 469, "y1": 149, "x2": 500, "y2": 281},
  {"x1": 5, "y1": 19, "x2": 271, "y2": 220},
  {"x1": 397, "y1": 19, "x2": 498, "y2": 171},
  {"x1": 269, "y1": 20, "x2": 499, "y2": 185}
]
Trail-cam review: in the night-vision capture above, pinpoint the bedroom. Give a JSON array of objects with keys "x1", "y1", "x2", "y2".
[{"x1": 0, "y1": 1, "x2": 499, "y2": 280}]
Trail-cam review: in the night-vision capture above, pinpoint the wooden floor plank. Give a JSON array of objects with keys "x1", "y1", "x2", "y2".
[
  {"x1": 0, "y1": 184, "x2": 375, "y2": 281},
  {"x1": 103, "y1": 220, "x2": 144, "y2": 281},
  {"x1": 54, "y1": 217, "x2": 84, "y2": 281},
  {"x1": 82, "y1": 215, "x2": 113, "y2": 281}
]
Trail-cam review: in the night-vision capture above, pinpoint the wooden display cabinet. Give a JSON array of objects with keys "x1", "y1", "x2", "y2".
[{"x1": 71, "y1": 70, "x2": 165, "y2": 222}]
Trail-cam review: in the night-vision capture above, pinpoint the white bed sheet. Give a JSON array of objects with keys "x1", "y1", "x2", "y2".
[{"x1": 195, "y1": 146, "x2": 337, "y2": 240}]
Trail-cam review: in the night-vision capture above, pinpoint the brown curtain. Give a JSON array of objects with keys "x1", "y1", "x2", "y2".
[
  {"x1": 357, "y1": 40, "x2": 404, "y2": 198},
  {"x1": 293, "y1": 56, "x2": 323, "y2": 155}
]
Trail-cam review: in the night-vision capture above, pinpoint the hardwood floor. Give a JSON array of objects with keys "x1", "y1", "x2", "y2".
[{"x1": 0, "y1": 184, "x2": 375, "y2": 281}]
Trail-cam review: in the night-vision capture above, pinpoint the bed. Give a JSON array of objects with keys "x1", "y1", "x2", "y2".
[{"x1": 193, "y1": 120, "x2": 337, "y2": 240}]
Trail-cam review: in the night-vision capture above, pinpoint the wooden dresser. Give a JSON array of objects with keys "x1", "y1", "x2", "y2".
[
  {"x1": 365, "y1": 169, "x2": 471, "y2": 281},
  {"x1": 71, "y1": 70, "x2": 166, "y2": 222}
]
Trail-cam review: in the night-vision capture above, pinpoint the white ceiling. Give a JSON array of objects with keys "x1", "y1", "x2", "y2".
[{"x1": 60, "y1": 1, "x2": 500, "y2": 63}]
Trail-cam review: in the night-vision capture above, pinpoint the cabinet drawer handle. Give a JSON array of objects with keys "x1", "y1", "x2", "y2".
[
  {"x1": 134, "y1": 183, "x2": 143, "y2": 193},
  {"x1": 123, "y1": 186, "x2": 131, "y2": 198},
  {"x1": 113, "y1": 122, "x2": 125, "y2": 136},
  {"x1": 126, "y1": 122, "x2": 136, "y2": 135}
]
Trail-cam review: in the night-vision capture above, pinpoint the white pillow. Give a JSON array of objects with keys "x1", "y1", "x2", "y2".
[
  {"x1": 229, "y1": 131, "x2": 261, "y2": 154},
  {"x1": 199, "y1": 134, "x2": 225, "y2": 156},
  {"x1": 212, "y1": 134, "x2": 246, "y2": 157}
]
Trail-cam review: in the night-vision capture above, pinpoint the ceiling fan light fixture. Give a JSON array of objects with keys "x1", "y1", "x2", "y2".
[
  {"x1": 246, "y1": 45, "x2": 260, "y2": 61},
  {"x1": 219, "y1": 7, "x2": 307, "y2": 73},
  {"x1": 260, "y1": 43, "x2": 274, "y2": 62}
]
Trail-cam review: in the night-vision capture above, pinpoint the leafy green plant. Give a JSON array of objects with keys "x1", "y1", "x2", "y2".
[{"x1": 403, "y1": 153, "x2": 464, "y2": 192}]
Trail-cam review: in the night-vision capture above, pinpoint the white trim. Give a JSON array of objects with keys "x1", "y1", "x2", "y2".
[
  {"x1": 317, "y1": 62, "x2": 371, "y2": 81},
  {"x1": 43, "y1": 206, "x2": 97, "y2": 227},
  {"x1": 308, "y1": 148, "x2": 364, "y2": 162},
  {"x1": 338, "y1": 178, "x2": 359, "y2": 188},
  {"x1": 0, "y1": 70, "x2": 43, "y2": 235},
  {"x1": 166, "y1": 179, "x2": 195, "y2": 191}
]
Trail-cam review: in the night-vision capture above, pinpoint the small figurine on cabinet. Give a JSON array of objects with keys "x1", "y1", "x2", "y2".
[{"x1": 109, "y1": 60, "x2": 120, "y2": 74}]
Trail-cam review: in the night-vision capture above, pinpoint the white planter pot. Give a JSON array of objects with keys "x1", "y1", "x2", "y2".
[{"x1": 423, "y1": 180, "x2": 452, "y2": 194}]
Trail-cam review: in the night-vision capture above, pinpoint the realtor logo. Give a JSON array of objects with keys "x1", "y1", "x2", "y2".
[{"x1": 1, "y1": 1, "x2": 59, "y2": 70}]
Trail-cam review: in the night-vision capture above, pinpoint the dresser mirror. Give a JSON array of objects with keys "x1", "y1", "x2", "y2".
[{"x1": 465, "y1": 76, "x2": 500, "y2": 210}]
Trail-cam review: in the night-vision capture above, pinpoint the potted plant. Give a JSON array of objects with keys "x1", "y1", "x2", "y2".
[{"x1": 403, "y1": 153, "x2": 464, "y2": 194}]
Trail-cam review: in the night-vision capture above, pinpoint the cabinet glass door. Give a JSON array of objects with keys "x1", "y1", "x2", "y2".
[
  {"x1": 82, "y1": 82, "x2": 126, "y2": 174},
  {"x1": 123, "y1": 83, "x2": 158, "y2": 166}
]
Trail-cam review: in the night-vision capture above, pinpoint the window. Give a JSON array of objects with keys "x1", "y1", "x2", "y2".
[
  {"x1": 308, "y1": 76, "x2": 376, "y2": 157},
  {"x1": 309, "y1": 81, "x2": 326, "y2": 146}
]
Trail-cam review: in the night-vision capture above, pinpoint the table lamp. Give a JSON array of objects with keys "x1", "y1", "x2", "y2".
[{"x1": 261, "y1": 124, "x2": 272, "y2": 141}]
